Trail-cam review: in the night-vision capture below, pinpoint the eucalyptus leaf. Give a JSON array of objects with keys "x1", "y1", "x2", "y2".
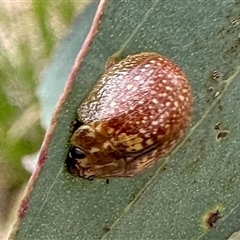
[{"x1": 11, "y1": 0, "x2": 240, "y2": 239}]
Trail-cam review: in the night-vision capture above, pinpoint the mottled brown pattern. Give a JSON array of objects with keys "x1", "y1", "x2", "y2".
[{"x1": 67, "y1": 52, "x2": 193, "y2": 179}]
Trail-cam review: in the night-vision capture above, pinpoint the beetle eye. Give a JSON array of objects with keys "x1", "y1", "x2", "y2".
[
  {"x1": 70, "y1": 147, "x2": 86, "y2": 159},
  {"x1": 87, "y1": 175, "x2": 95, "y2": 181}
]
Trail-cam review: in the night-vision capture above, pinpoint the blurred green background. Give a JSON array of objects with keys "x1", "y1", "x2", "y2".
[{"x1": 0, "y1": 1, "x2": 84, "y2": 238}]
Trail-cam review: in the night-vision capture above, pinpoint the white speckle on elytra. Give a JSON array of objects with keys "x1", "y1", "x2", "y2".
[
  {"x1": 145, "y1": 133, "x2": 151, "y2": 138},
  {"x1": 138, "y1": 100, "x2": 144, "y2": 104},
  {"x1": 162, "y1": 79, "x2": 167, "y2": 84},
  {"x1": 145, "y1": 64, "x2": 150, "y2": 68},
  {"x1": 89, "y1": 147, "x2": 100, "y2": 153},
  {"x1": 162, "y1": 93, "x2": 167, "y2": 97},
  {"x1": 141, "y1": 68, "x2": 146, "y2": 72},
  {"x1": 146, "y1": 139, "x2": 154, "y2": 145},
  {"x1": 160, "y1": 103, "x2": 165, "y2": 108},
  {"x1": 149, "y1": 80, "x2": 155, "y2": 84},
  {"x1": 165, "y1": 86, "x2": 173, "y2": 91},
  {"x1": 152, "y1": 120, "x2": 158, "y2": 125},
  {"x1": 168, "y1": 73, "x2": 174, "y2": 78},
  {"x1": 110, "y1": 101, "x2": 117, "y2": 107},
  {"x1": 152, "y1": 98, "x2": 158, "y2": 104},
  {"x1": 139, "y1": 129, "x2": 147, "y2": 134},
  {"x1": 174, "y1": 101, "x2": 179, "y2": 107},
  {"x1": 171, "y1": 78, "x2": 178, "y2": 85},
  {"x1": 159, "y1": 124, "x2": 165, "y2": 128},
  {"x1": 134, "y1": 75, "x2": 141, "y2": 80},
  {"x1": 126, "y1": 143, "x2": 144, "y2": 152},
  {"x1": 107, "y1": 128, "x2": 115, "y2": 134},
  {"x1": 126, "y1": 84, "x2": 133, "y2": 90},
  {"x1": 147, "y1": 72, "x2": 152, "y2": 76},
  {"x1": 179, "y1": 95, "x2": 185, "y2": 101},
  {"x1": 103, "y1": 141, "x2": 112, "y2": 149},
  {"x1": 150, "y1": 90, "x2": 157, "y2": 95},
  {"x1": 166, "y1": 102, "x2": 171, "y2": 106},
  {"x1": 182, "y1": 89, "x2": 189, "y2": 93},
  {"x1": 150, "y1": 60, "x2": 156, "y2": 64}
]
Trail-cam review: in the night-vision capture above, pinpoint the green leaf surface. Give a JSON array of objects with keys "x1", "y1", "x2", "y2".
[{"x1": 12, "y1": 0, "x2": 240, "y2": 239}]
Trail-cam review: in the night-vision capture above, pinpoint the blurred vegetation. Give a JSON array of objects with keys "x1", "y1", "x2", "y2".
[{"x1": 0, "y1": 1, "x2": 84, "y2": 238}]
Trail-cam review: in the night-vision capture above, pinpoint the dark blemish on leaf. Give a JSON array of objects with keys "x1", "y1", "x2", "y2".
[
  {"x1": 207, "y1": 87, "x2": 214, "y2": 93},
  {"x1": 202, "y1": 205, "x2": 224, "y2": 231},
  {"x1": 217, "y1": 131, "x2": 228, "y2": 141},
  {"x1": 162, "y1": 166, "x2": 167, "y2": 172},
  {"x1": 206, "y1": 210, "x2": 221, "y2": 229},
  {"x1": 103, "y1": 226, "x2": 111, "y2": 233},
  {"x1": 214, "y1": 122, "x2": 221, "y2": 130},
  {"x1": 106, "y1": 179, "x2": 110, "y2": 184},
  {"x1": 211, "y1": 69, "x2": 220, "y2": 82},
  {"x1": 231, "y1": 19, "x2": 239, "y2": 27}
]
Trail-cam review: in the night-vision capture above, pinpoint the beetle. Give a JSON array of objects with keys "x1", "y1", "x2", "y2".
[{"x1": 67, "y1": 52, "x2": 193, "y2": 180}]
